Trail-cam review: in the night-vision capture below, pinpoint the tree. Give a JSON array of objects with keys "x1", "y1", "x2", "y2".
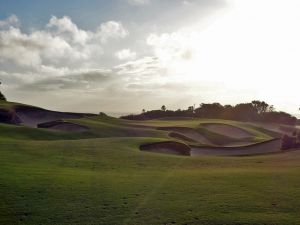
[
  {"x1": 262, "y1": 111, "x2": 297, "y2": 126},
  {"x1": 161, "y1": 105, "x2": 166, "y2": 112},
  {"x1": 0, "y1": 82, "x2": 7, "y2": 101},
  {"x1": 251, "y1": 100, "x2": 269, "y2": 114},
  {"x1": 187, "y1": 106, "x2": 194, "y2": 112},
  {"x1": 234, "y1": 103, "x2": 258, "y2": 121},
  {"x1": 269, "y1": 105, "x2": 275, "y2": 112},
  {"x1": 195, "y1": 103, "x2": 224, "y2": 118}
]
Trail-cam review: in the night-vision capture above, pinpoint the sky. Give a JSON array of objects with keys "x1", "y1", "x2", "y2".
[{"x1": 0, "y1": 0, "x2": 299, "y2": 116}]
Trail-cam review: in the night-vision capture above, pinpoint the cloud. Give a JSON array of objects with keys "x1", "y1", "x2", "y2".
[
  {"x1": 147, "y1": 31, "x2": 197, "y2": 64},
  {"x1": 96, "y1": 21, "x2": 129, "y2": 43},
  {"x1": 47, "y1": 16, "x2": 90, "y2": 45},
  {"x1": 115, "y1": 49, "x2": 137, "y2": 60},
  {"x1": 0, "y1": 15, "x2": 128, "y2": 73},
  {"x1": 115, "y1": 56, "x2": 166, "y2": 77},
  {"x1": 182, "y1": 1, "x2": 192, "y2": 6},
  {"x1": 0, "y1": 14, "x2": 19, "y2": 28},
  {"x1": 127, "y1": 0, "x2": 150, "y2": 6}
]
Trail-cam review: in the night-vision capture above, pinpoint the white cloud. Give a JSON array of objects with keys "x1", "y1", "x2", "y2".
[
  {"x1": 147, "y1": 31, "x2": 196, "y2": 64},
  {"x1": 95, "y1": 21, "x2": 129, "y2": 43},
  {"x1": 182, "y1": 1, "x2": 192, "y2": 6},
  {"x1": 1, "y1": 1, "x2": 300, "y2": 115},
  {"x1": 127, "y1": 0, "x2": 150, "y2": 6},
  {"x1": 115, "y1": 49, "x2": 137, "y2": 60},
  {"x1": 0, "y1": 15, "x2": 129, "y2": 73},
  {"x1": 47, "y1": 16, "x2": 89, "y2": 45},
  {"x1": 0, "y1": 14, "x2": 19, "y2": 28}
]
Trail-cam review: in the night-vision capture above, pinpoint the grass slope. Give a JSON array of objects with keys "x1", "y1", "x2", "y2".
[
  {"x1": 1, "y1": 102, "x2": 299, "y2": 225},
  {"x1": 1, "y1": 137, "x2": 300, "y2": 225}
]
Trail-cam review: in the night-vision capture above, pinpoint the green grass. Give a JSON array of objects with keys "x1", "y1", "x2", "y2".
[
  {"x1": 1, "y1": 137, "x2": 300, "y2": 225},
  {"x1": 1, "y1": 103, "x2": 299, "y2": 224},
  {"x1": 0, "y1": 123, "x2": 93, "y2": 141},
  {"x1": 0, "y1": 100, "x2": 28, "y2": 110},
  {"x1": 0, "y1": 116, "x2": 166, "y2": 141},
  {"x1": 126, "y1": 118, "x2": 273, "y2": 145}
]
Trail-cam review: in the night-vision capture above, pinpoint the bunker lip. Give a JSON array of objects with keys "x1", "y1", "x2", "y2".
[
  {"x1": 140, "y1": 141, "x2": 191, "y2": 156},
  {"x1": 37, "y1": 120, "x2": 89, "y2": 132},
  {"x1": 157, "y1": 127, "x2": 213, "y2": 145},
  {"x1": 0, "y1": 108, "x2": 21, "y2": 125},
  {"x1": 140, "y1": 139, "x2": 283, "y2": 157},
  {"x1": 253, "y1": 122, "x2": 296, "y2": 136},
  {"x1": 191, "y1": 138, "x2": 281, "y2": 156},
  {"x1": 200, "y1": 123, "x2": 253, "y2": 139},
  {"x1": 169, "y1": 132, "x2": 199, "y2": 143},
  {"x1": 14, "y1": 105, "x2": 95, "y2": 128},
  {"x1": 157, "y1": 117, "x2": 195, "y2": 121}
]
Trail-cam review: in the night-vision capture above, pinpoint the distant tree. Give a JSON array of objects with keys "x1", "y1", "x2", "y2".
[
  {"x1": 251, "y1": 100, "x2": 269, "y2": 114},
  {"x1": 262, "y1": 111, "x2": 297, "y2": 126},
  {"x1": 120, "y1": 100, "x2": 297, "y2": 124},
  {"x1": 269, "y1": 105, "x2": 275, "y2": 112},
  {"x1": 0, "y1": 82, "x2": 7, "y2": 101},
  {"x1": 221, "y1": 105, "x2": 235, "y2": 120},
  {"x1": 195, "y1": 103, "x2": 224, "y2": 118},
  {"x1": 99, "y1": 112, "x2": 107, "y2": 117},
  {"x1": 234, "y1": 103, "x2": 258, "y2": 121},
  {"x1": 187, "y1": 106, "x2": 194, "y2": 112}
]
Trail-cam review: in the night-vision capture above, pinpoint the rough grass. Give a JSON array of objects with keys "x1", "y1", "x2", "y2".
[
  {"x1": 1, "y1": 137, "x2": 300, "y2": 225},
  {"x1": 1, "y1": 104, "x2": 299, "y2": 224}
]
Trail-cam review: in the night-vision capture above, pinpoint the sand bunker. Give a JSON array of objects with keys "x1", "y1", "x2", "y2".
[
  {"x1": 140, "y1": 141, "x2": 191, "y2": 156},
  {"x1": 14, "y1": 105, "x2": 93, "y2": 128},
  {"x1": 0, "y1": 109, "x2": 21, "y2": 124},
  {"x1": 169, "y1": 132, "x2": 199, "y2": 143},
  {"x1": 251, "y1": 123, "x2": 298, "y2": 137},
  {"x1": 158, "y1": 127, "x2": 213, "y2": 145},
  {"x1": 223, "y1": 142, "x2": 254, "y2": 147},
  {"x1": 201, "y1": 123, "x2": 253, "y2": 139},
  {"x1": 38, "y1": 120, "x2": 89, "y2": 132},
  {"x1": 191, "y1": 139, "x2": 281, "y2": 156}
]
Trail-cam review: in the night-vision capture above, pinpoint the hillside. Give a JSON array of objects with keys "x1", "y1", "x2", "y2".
[{"x1": 1, "y1": 100, "x2": 300, "y2": 225}]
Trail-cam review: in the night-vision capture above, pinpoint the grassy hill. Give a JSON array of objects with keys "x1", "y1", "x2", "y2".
[{"x1": 1, "y1": 101, "x2": 300, "y2": 225}]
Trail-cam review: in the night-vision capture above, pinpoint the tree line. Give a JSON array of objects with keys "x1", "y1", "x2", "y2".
[
  {"x1": 121, "y1": 101, "x2": 298, "y2": 125},
  {"x1": 0, "y1": 82, "x2": 6, "y2": 101}
]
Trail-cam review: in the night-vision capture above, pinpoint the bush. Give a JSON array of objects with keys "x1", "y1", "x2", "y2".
[
  {"x1": 281, "y1": 132, "x2": 300, "y2": 150},
  {"x1": 0, "y1": 91, "x2": 6, "y2": 101}
]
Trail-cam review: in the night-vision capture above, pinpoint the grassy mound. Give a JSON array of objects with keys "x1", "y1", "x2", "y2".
[
  {"x1": 38, "y1": 120, "x2": 89, "y2": 132},
  {"x1": 1, "y1": 101, "x2": 300, "y2": 225}
]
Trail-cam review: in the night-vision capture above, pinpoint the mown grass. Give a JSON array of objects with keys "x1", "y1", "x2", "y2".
[
  {"x1": 0, "y1": 100, "x2": 29, "y2": 110},
  {"x1": 1, "y1": 137, "x2": 300, "y2": 225},
  {"x1": 0, "y1": 116, "x2": 166, "y2": 141},
  {"x1": 126, "y1": 118, "x2": 273, "y2": 145},
  {"x1": 1, "y1": 104, "x2": 299, "y2": 224}
]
